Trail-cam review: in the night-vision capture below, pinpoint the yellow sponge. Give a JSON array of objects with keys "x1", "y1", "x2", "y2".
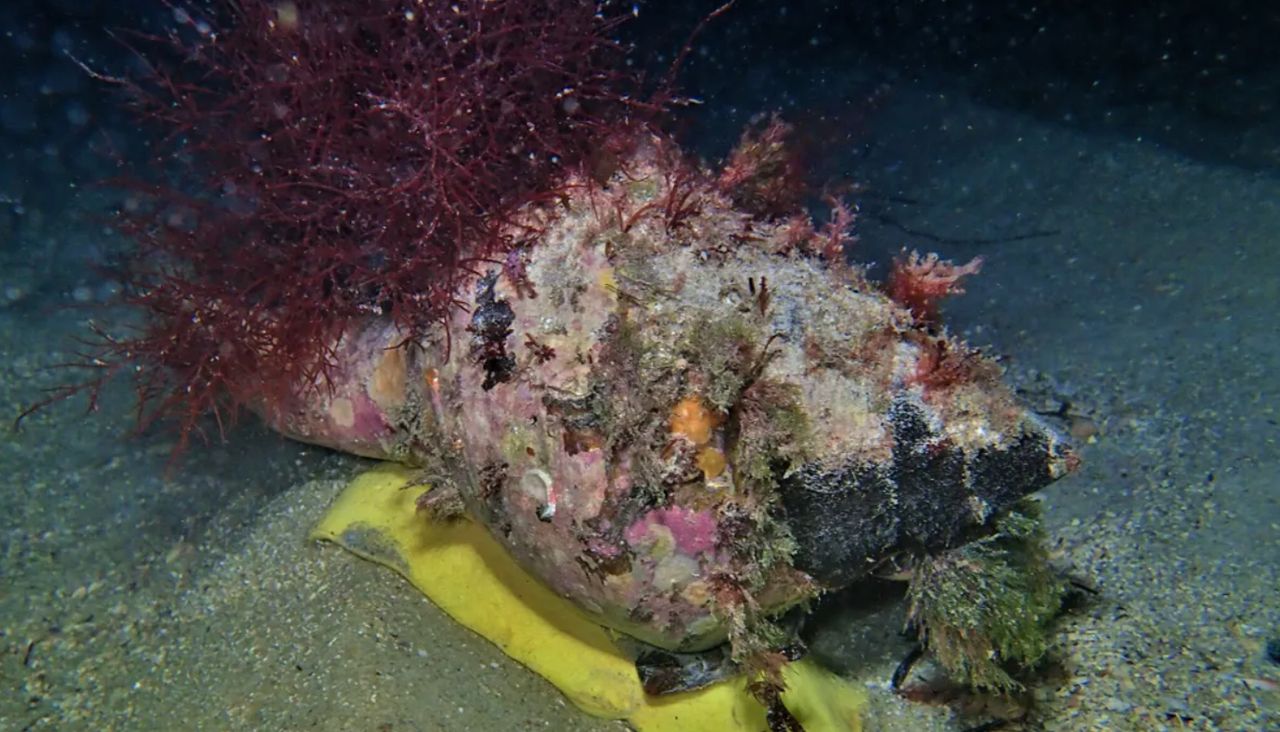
[{"x1": 311, "y1": 463, "x2": 865, "y2": 731}]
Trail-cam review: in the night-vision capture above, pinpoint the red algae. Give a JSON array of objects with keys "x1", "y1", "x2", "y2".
[
  {"x1": 886, "y1": 249, "x2": 984, "y2": 325},
  {"x1": 35, "y1": 0, "x2": 648, "y2": 450}
]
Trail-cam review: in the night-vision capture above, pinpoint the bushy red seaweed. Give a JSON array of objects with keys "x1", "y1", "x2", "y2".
[
  {"x1": 886, "y1": 249, "x2": 984, "y2": 326},
  {"x1": 716, "y1": 114, "x2": 805, "y2": 218},
  {"x1": 31, "y1": 0, "x2": 649, "y2": 450}
]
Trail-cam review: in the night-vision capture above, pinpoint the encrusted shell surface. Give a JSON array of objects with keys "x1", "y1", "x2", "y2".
[{"x1": 261, "y1": 141, "x2": 1073, "y2": 651}]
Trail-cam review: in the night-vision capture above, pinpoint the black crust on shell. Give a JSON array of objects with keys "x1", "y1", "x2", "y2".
[
  {"x1": 468, "y1": 271, "x2": 516, "y2": 390},
  {"x1": 780, "y1": 398, "x2": 1061, "y2": 588},
  {"x1": 888, "y1": 398, "x2": 972, "y2": 548}
]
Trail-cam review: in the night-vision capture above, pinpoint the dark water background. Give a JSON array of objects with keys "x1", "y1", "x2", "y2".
[
  {"x1": 4, "y1": 0, "x2": 1280, "y2": 305},
  {"x1": 5, "y1": 0, "x2": 1280, "y2": 313}
]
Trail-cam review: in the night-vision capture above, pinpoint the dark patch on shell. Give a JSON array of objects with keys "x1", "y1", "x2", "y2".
[
  {"x1": 779, "y1": 398, "x2": 1063, "y2": 588},
  {"x1": 544, "y1": 390, "x2": 606, "y2": 454},
  {"x1": 888, "y1": 398, "x2": 973, "y2": 548},
  {"x1": 468, "y1": 271, "x2": 516, "y2": 390},
  {"x1": 478, "y1": 460, "x2": 508, "y2": 499}
]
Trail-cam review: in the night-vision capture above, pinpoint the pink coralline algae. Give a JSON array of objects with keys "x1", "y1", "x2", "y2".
[{"x1": 627, "y1": 507, "x2": 721, "y2": 557}]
